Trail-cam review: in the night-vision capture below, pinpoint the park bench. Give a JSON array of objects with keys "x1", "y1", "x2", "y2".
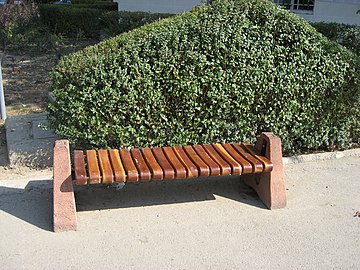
[{"x1": 53, "y1": 132, "x2": 286, "y2": 232}]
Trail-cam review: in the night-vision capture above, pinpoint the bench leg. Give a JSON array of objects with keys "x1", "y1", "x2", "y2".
[
  {"x1": 53, "y1": 140, "x2": 78, "y2": 232},
  {"x1": 243, "y1": 132, "x2": 287, "y2": 209}
]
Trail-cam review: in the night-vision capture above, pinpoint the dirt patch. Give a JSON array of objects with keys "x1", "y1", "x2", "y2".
[
  {"x1": 1, "y1": 52, "x2": 54, "y2": 116},
  {"x1": 0, "y1": 39, "x2": 98, "y2": 173},
  {"x1": 1, "y1": 39, "x2": 98, "y2": 117},
  {"x1": 3, "y1": 53, "x2": 55, "y2": 116}
]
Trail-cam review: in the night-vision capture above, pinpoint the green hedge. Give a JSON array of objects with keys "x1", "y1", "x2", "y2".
[
  {"x1": 71, "y1": 0, "x2": 111, "y2": 3},
  {"x1": 120, "y1": 11, "x2": 174, "y2": 31},
  {"x1": 33, "y1": 0, "x2": 112, "y2": 4},
  {"x1": 311, "y1": 22, "x2": 360, "y2": 56},
  {"x1": 59, "y1": 2, "x2": 118, "y2": 11},
  {"x1": 39, "y1": 5, "x2": 170, "y2": 38},
  {"x1": 39, "y1": 4, "x2": 104, "y2": 37},
  {"x1": 48, "y1": 0, "x2": 360, "y2": 153},
  {"x1": 98, "y1": 11, "x2": 174, "y2": 39}
]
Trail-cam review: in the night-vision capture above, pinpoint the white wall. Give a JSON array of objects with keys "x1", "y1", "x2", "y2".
[
  {"x1": 115, "y1": 0, "x2": 204, "y2": 14},
  {"x1": 300, "y1": 0, "x2": 360, "y2": 25},
  {"x1": 115, "y1": 0, "x2": 360, "y2": 25}
]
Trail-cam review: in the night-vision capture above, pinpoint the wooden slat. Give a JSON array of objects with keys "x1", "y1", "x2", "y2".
[
  {"x1": 141, "y1": 148, "x2": 163, "y2": 180},
  {"x1": 98, "y1": 150, "x2": 114, "y2": 184},
  {"x1": 162, "y1": 147, "x2": 187, "y2": 179},
  {"x1": 203, "y1": 144, "x2": 231, "y2": 175},
  {"x1": 183, "y1": 146, "x2": 210, "y2": 177},
  {"x1": 108, "y1": 149, "x2": 126, "y2": 182},
  {"x1": 152, "y1": 148, "x2": 175, "y2": 180},
  {"x1": 172, "y1": 146, "x2": 199, "y2": 178},
  {"x1": 192, "y1": 145, "x2": 221, "y2": 176},
  {"x1": 74, "y1": 150, "x2": 87, "y2": 185},
  {"x1": 232, "y1": 144, "x2": 264, "y2": 173},
  {"x1": 74, "y1": 140, "x2": 273, "y2": 185},
  {"x1": 221, "y1": 144, "x2": 252, "y2": 174},
  {"x1": 212, "y1": 144, "x2": 243, "y2": 175},
  {"x1": 120, "y1": 149, "x2": 139, "y2": 182},
  {"x1": 241, "y1": 143, "x2": 273, "y2": 172},
  {"x1": 130, "y1": 148, "x2": 151, "y2": 181},
  {"x1": 86, "y1": 150, "x2": 101, "y2": 184}
]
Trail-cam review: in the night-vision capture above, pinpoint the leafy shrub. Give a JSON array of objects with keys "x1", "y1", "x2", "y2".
[
  {"x1": 311, "y1": 22, "x2": 360, "y2": 56},
  {"x1": 48, "y1": 0, "x2": 360, "y2": 153}
]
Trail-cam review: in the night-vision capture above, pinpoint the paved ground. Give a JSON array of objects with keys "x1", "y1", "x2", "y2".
[{"x1": 0, "y1": 156, "x2": 359, "y2": 269}]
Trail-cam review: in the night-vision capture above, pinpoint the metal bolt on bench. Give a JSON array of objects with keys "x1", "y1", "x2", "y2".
[{"x1": 53, "y1": 132, "x2": 286, "y2": 232}]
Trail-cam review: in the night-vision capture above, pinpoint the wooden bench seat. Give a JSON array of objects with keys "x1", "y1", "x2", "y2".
[
  {"x1": 53, "y1": 132, "x2": 287, "y2": 232},
  {"x1": 73, "y1": 143, "x2": 273, "y2": 185}
]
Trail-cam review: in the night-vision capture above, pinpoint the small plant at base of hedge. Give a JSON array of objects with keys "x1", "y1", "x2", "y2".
[{"x1": 48, "y1": 0, "x2": 360, "y2": 153}]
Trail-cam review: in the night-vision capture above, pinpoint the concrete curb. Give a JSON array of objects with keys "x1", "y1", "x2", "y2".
[{"x1": 283, "y1": 148, "x2": 360, "y2": 165}]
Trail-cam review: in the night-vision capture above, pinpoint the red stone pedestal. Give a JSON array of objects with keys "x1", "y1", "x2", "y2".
[
  {"x1": 53, "y1": 140, "x2": 77, "y2": 232},
  {"x1": 243, "y1": 132, "x2": 287, "y2": 209}
]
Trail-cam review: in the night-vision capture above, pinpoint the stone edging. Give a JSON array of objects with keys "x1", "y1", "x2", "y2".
[{"x1": 283, "y1": 148, "x2": 360, "y2": 165}]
